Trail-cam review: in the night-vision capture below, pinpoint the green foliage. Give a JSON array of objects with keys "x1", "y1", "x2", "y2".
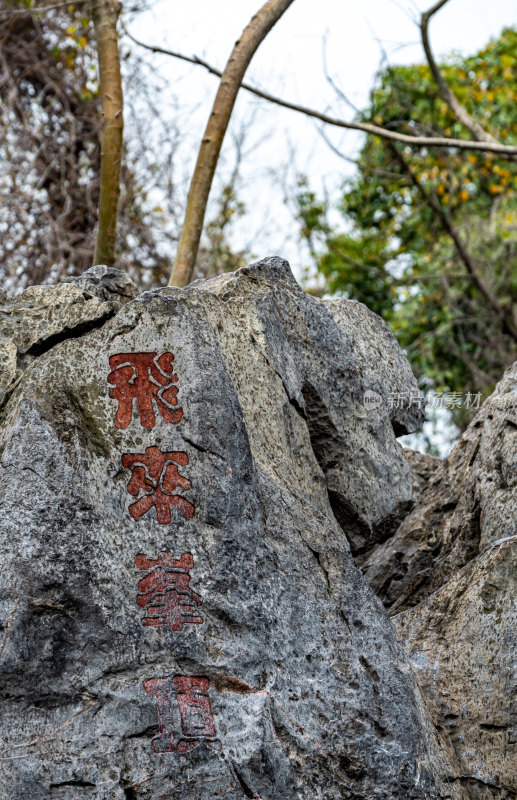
[{"x1": 298, "y1": 28, "x2": 517, "y2": 428}]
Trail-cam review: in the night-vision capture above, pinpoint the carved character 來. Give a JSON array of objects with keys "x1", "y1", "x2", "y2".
[{"x1": 122, "y1": 446, "x2": 195, "y2": 523}]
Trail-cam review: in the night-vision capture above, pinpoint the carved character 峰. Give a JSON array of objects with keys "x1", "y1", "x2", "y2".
[{"x1": 135, "y1": 552, "x2": 203, "y2": 632}]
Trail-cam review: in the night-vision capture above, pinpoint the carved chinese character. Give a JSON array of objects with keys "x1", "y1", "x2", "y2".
[
  {"x1": 122, "y1": 446, "x2": 195, "y2": 523},
  {"x1": 135, "y1": 552, "x2": 203, "y2": 632},
  {"x1": 143, "y1": 675, "x2": 221, "y2": 754},
  {"x1": 173, "y1": 677, "x2": 221, "y2": 753},
  {"x1": 142, "y1": 677, "x2": 176, "y2": 753},
  {"x1": 108, "y1": 352, "x2": 183, "y2": 429}
]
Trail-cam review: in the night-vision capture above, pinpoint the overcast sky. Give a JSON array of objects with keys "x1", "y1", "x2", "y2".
[{"x1": 126, "y1": 0, "x2": 516, "y2": 269}]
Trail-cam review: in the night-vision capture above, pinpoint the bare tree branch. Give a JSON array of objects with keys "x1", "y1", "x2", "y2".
[
  {"x1": 316, "y1": 125, "x2": 417, "y2": 179},
  {"x1": 124, "y1": 28, "x2": 517, "y2": 158},
  {"x1": 321, "y1": 32, "x2": 359, "y2": 115},
  {"x1": 420, "y1": 0, "x2": 497, "y2": 143}
]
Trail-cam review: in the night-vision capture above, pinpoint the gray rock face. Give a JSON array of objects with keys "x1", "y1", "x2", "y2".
[
  {"x1": 395, "y1": 539, "x2": 516, "y2": 800},
  {"x1": 403, "y1": 448, "x2": 442, "y2": 503},
  {"x1": 362, "y1": 363, "x2": 517, "y2": 799},
  {"x1": 324, "y1": 298, "x2": 425, "y2": 438},
  {"x1": 62, "y1": 264, "x2": 139, "y2": 305},
  {"x1": 362, "y1": 363, "x2": 517, "y2": 614},
  {"x1": 0, "y1": 280, "x2": 117, "y2": 407},
  {"x1": 0, "y1": 258, "x2": 455, "y2": 799}
]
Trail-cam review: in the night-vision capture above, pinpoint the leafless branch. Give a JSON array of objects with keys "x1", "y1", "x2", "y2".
[
  {"x1": 124, "y1": 28, "x2": 517, "y2": 158},
  {"x1": 420, "y1": 0, "x2": 497, "y2": 143},
  {"x1": 321, "y1": 32, "x2": 359, "y2": 115},
  {"x1": 92, "y1": 0, "x2": 124, "y2": 267},
  {"x1": 316, "y1": 125, "x2": 408, "y2": 180},
  {"x1": 167, "y1": 0, "x2": 296, "y2": 287}
]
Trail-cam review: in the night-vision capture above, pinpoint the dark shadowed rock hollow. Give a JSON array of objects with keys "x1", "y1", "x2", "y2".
[{"x1": 0, "y1": 258, "x2": 502, "y2": 800}]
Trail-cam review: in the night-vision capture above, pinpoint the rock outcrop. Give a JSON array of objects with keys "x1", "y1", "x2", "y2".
[
  {"x1": 0, "y1": 259, "x2": 458, "y2": 800},
  {"x1": 62, "y1": 264, "x2": 139, "y2": 305},
  {"x1": 396, "y1": 539, "x2": 516, "y2": 800},
  {"x1": 362, "y1": 364, "x2": 517, "y2": 614},
  {"x1": 362, "y1": 365, "x2": 517, "y2": 798},
  {"x1": 0, "y1": 266, "x2": 138, "y2": 409}
]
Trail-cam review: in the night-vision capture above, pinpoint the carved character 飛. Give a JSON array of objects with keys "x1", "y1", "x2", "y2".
[{"x1": 108, "y1": 352, "x2": 183, "y2": 429}]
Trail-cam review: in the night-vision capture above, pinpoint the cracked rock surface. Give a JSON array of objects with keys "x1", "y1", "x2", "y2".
[
  {"x1": 61, "y1": 264, "x2": 139, "y2": 305},
  {"x1": 0, "y1": 267, "x2": 130, "y2": 408},
  {"x1": 395, "y1": 539, "x2": 516, "y2": 800},
  {"x1": 362, "y1": 363, "x2": 517, "y2": 615},
  {"x1": 0, "y1": 258, "x2": 462, "y2": 799},
  {"x1": 363, "y1": 363, "x2": 517, "y2": 799}
]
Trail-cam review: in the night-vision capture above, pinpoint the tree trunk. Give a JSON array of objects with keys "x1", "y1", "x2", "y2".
[
  {"x1": 92, "y1": 0, "x2": 123, "y2": 267},
  {"x1": 169, "y1": 0, "x2": 295, "y2": 288}
]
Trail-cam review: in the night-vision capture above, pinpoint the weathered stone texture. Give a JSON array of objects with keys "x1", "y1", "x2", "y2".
[
  {"x1": 324, "y1": 298, "x2": 425, "y2": 438},
  {"x1": 0, "y1": 271, "x2": 122, "y2": 407},
  {"x1": 395, "y1": 540, "x2": 516, "y2": 800},
  {"x1": 0, "y1": 259, "x2": 455, "y2": 799},
  {"x1": 363, "y1": 363, "x2": 517, "y2": 798},
  {"x1": 362, "y1": 363, "x2": 517, "y2": 614},
  {"x1": 62, "y1": 264, "x2": 139, "y2": 305}
]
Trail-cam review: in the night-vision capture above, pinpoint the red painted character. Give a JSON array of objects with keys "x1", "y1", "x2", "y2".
[
  {"x1": 143, "y1": 675, "x2": 221, "y2": 754},
  {"x1": 108, "y1": 352, "x2": 183, "y2": 429},
  {"x1": 135, "y1": 552, "x2": 203, "y2": 632},
  {"x1": 173, "y1": 676, "x2": 221, "y2": 753},
  {"x1": 142, "y1": 677, "x2": 176, "y2": 753},
  {"x1": 122, "y1": 446, "x2": 195, "y2": 523}
]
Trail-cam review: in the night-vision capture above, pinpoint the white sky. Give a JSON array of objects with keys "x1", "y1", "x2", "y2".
[{"x1": 126, "y1": 0, "x2": 516, "y2": 270}]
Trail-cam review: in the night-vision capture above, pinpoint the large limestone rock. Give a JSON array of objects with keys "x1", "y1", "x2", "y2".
[
  {"x1": 362, "y1": 364, "x2": 517, "y2": 614},
  {"x1": 0, "y1": 258, "x2": 457, "y2": 799},
  {"x1": 363, "y1": 364, "x2": 517, "y2": 798},
  {"x1": 395, "y1": 539, "x2": 516, "y2": 800}
]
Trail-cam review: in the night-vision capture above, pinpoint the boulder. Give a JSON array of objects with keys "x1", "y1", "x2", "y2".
[
  {"x1": 363, "y1": 363, "x2": 517, "y2": 797},
  {"x1": 362, "y1": 364, "x2": 517, "y2": 614},
  {"x1": 0, "y1": 258, "x2": 456, "y2": 799}
]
